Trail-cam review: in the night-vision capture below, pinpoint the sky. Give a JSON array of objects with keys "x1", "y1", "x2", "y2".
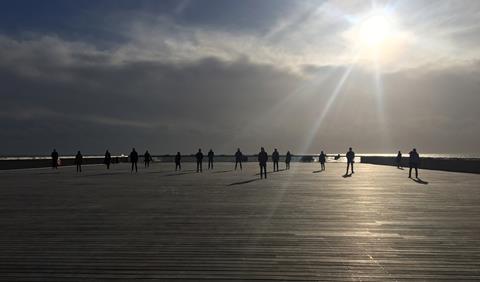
[{"x1": 1, "y1": 0, "x2": 479, "y2": 155}]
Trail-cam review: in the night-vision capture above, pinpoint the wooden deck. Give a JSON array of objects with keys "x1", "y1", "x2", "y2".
[{"x1": 1, "y1": 162, "x2": 479, "y2": 281}]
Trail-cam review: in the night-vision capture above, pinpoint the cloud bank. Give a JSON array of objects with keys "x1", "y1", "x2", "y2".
[{"x1": 0, "y1": 0, "x2": 479, "y2": 155}]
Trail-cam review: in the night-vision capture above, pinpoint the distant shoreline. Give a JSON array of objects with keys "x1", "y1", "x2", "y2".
[{"x1": 1, "y1": 154, "x2": 479, "y2": 173}]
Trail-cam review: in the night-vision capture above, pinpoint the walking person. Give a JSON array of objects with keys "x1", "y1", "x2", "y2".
[
  {"x1": 346, "y1": 147, "x2": 355, "y2": 175},
  {"x1": 144, "y1": 150, "x2": 152, "y2": 168},
  {"x1": 396, "y1": 151, "x2": 402, "y2": 169},
  {"x1": 285, "y1": 151, "x2": 292, "y2": 170},
  {"x1": 51, "y1": 149, "x2": 59, "y2": 169},
  {"x1": 208, "y1": 149, "x2": 214, "y2": 169},
  {"x1": 195, "y1": 149, "x2": 203, "y2": 173},
  {"x1": 104, "y1": 150, "x2": 112, "y2": 169},
  {"x1": 130, "y1": 148, "x2": 138, "y2": 173},
  {"x1": 258, "y1": 147, "x2": 268, "y2": 179},
  {"x1": 234, "y1": 148, "x2": 243, "y2": 170},
  {"x1": 272, "y1": 149, "x2": 280, "y2": 172},
  {"x1": 319, "y1": 151, "x2": 326, "y2": 171},
  {"x1": 175, "y1": 152, "x2": 181, "y2": 171},
  {"x1": 408, "y1": 148, "x2": 420, "y2": 178},
  {"x1": 75, "y1": 151, "x2": 83, "y2": 173}
]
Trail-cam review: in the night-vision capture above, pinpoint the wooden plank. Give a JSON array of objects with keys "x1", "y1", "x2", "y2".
[{"x1": 0, "y1": 163, "x2": 479, "y2": 280}]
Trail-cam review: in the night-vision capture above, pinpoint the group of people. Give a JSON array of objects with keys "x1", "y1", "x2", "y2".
[
  {"x1": 395, "y1": 148, "x2": 421, "y2": 178},
  {"x1": 318, "y1": 147, "x2": 421, "y2": 178},
  {"x1": 128, "y1": 148, "x2": 152, "y2": 172},
  {"x1": 171, "y1": 148, "x2": 292, "y2": 178},
  {"x1": 51, "y1": 147, "x2": 421, "y2": 179}
]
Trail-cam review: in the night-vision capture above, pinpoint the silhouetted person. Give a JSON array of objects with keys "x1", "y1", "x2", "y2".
[
  {"x1": 285, "y1": 151, "x2": 292, "y2": 170},
  {"x1": 396, "y1": 151, "x2": 402, "y2": 169},
  {"x1": 346, "y1": 147, "x2": 355, "y2": 175},
  {"x1": 75, "y1": 151, "x2": 83, "y2": 173},
  {"x1": 208, "y1": 149, "x2": 214, "y2": 169},
  {"x1": 144, "y1": 150, "x2": 152, "y2": 168},
  {"x1": 51, "y1": 149, "x2": 59, "y2": 169},
  {"x1": 319, "y1": 151, "x2": 326, "y2": 171},
  {"x1": 195, "y1": 149, "x2": 203, "y2": 172},
  {"x1": 130, "y1": 148, "x2": 138, "y2": 173},
  {"x1": 234, "y1": 148, "x2": 243, "y2": 170},
  {"x1": 334, "y1": 153, "x2": 341, "y2": 160},
  {"x1": 272, "y1": 149, "x2": 280, "y2": 172},
  {"x1": 104, "y1": 150, "x2": 112, "y2": 169},
  {"x1": 258, "y1": 147, "x2": 268, "y2": 179},
  {"x1": 409, "y1": 148, "x2": 420, "y2": 178},
  {"x1": 175, "y1": 152, "x2": 181, "y2": 171}
]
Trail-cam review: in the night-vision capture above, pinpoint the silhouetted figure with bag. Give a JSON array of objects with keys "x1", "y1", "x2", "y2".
[
  {"x1": 104, "y1": 150, "x2": 112, "y2": 169},
  {"x1": 144, "y1": 150, "x2": 152, "y2": 168},
  {"x1": 75, "y1": 151, "x2": 83, "y2": 173},
  {"x1": 258, "y1": 147, "x2": 268, "y2": 179},
  {"x1": 319, "y1": 151, "x2": 326, "y2": 171},
  {"x1": 409, "y1": 148, "x2": 420, "y2": 178},
  {"x1": 235, "y1": 148, "x2": 243, "y2": 170},
  {"x1": 130, "y1": 148, "x2": 138, "y2": 173},
  {"x1": 272, "y1": 149, "x2": 280, "y2": 172},
  {"x1": 208, "y1": 149, "x2": 214, "y2": 169},
  {"x1": 175, "y1": 152, "x2": 181, "y2": 171},
  {"x1": 346, "y1": 147, "x2": 355, "y2": 175},
  {"x1": 396, "y1": 151, "x2": 402, "y2": 169},
  {"x1": 51, "y1": 149, "x2": 59, "y2": 169},
  {"x1": 285, "y1": 151, "x2": 292, "y2": 170},
  {"x1": 195, "y1": 149, "x2": 204, "y2": 172}
]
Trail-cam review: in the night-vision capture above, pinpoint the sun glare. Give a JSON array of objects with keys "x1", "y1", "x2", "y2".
[
  {"x1": 359, "y1": 14, "x2": 392, "y2": 48},
  {"x1": 343, "y1": 9, "x2": 413, "y2": 65}
]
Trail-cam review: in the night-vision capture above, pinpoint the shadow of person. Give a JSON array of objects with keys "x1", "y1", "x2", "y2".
[
  {"x1": 165, "y1": 171, "x2": 197, "y2": 177},
  {"x1": 212, "y1": 170, "x2": 233, "y2": 174},
  {"x1": 342, "y1": 173, "x2": 352, "y2": 178},
  {"x1": 254, "y1": 169, "x2": 286, "y2": 176},
  {"x1": 312, "y1": 170, "x2": 322, "y2": 173},
  {"x1": 412, "y1": 178, "x2": 429, "y2": 185},
  {"x1": 227, "y1": 178, "x2": 259, "y2": 186}
]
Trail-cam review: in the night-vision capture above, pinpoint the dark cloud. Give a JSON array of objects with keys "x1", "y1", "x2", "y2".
[{"x1": 0, "y1": 36, "x2": 479, "y2": 156}]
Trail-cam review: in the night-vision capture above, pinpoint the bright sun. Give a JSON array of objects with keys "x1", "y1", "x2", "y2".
[
  {"x1": 343, "y1": 9, "x2": 413, "y2": 65},
  {"x1": 359, "y1": 13, "x2": 392, "y2": 48}
]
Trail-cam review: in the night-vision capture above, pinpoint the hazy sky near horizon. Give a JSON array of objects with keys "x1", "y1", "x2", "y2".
[{"x1": 1, "y1": 0, "x2": 479, "y2": 155}]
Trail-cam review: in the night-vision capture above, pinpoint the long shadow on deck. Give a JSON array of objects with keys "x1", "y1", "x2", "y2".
[
  {"x1": 313, "y1": 170, "x2": 324, "y2": 173},
  {"x1": 254, "y1": 169, "x2": 286, "y2": 176},
  {"x1": 411, "y1": 178, "x2": 429, "y2": 185},
  {"x1": 227, "y1": 178, "x2": 260, "y2": 186},
  {"x1": 29, "y1": 171, "x2": 61, "y2": 176},
  {"x1": 212, "y1": 170, "x2": 233, "y2": 174},
  {"x1": 84, "y1": 172, "x2": 124, "y2": 177},
  {"x1": 164, "y1": 170, "x2": 197, "y2": 177}
]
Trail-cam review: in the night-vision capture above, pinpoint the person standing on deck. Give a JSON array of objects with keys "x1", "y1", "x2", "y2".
[
  {"x1": 104, "y1": 150, "x2": 112, "y2": 169},
  {"x1": 396, "y1": 151, "x2": 402, "y2": 169},
  {"x1": 75, "y1": 151, "x2": 83, "y2": 173},
  {"x1": 408, "y1": 148, "x2": 420, "y2": 178},
  {"x1": 51, "y1": 149, "x2": 59, "y2": 169},
  {"x1": 207, "y1": 149, "x2": 214, "y2": 170},
  {"x1": 319, "y1": 151, "x2": 326, "y2": 171},
  {"x1": 195, "y1": 149, "x2": 204, "y2": 173},
  {"x1": 130, "y1": 148, "x2": 139, "y2": 173},
  {"x1": 346, "y1": 147, "x2": 355, "y2": 175},
  {"x1": 258, "y1": 147, "x2": 268, "y2": 179},
  {"x1": 144, "y1": 150, "x2": 152, "y2": 168},
  {"x1": 234, "y1": 148, "x2": 243, "y2": 170},
  {"x1": 272, "y1": 149, "x2": 280, "y2": 172},
  {"x1": 175, "y1": 152, "x2": 181, "y2": 171},
  {"x1": 285, "y1": 151, "x2": 292, "y2": 170}
]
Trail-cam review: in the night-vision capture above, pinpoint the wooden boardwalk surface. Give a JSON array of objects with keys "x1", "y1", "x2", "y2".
[{"x1": 0, "y1": 162, "x2": 480, "y2": 281}]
